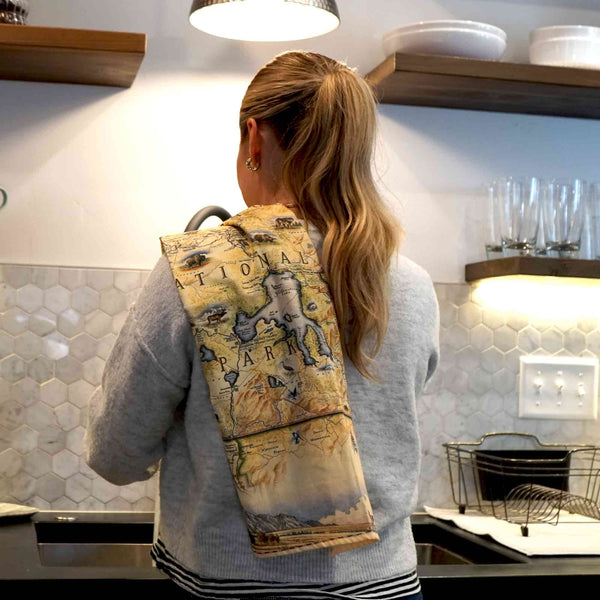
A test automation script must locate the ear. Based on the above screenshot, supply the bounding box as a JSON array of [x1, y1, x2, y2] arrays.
[[247, 118, 262, 164]]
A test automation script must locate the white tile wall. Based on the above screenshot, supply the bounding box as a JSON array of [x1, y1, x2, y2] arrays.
[[0, 263, 154, 510], [1, 264, 600, 511], [420, 282, 600, 508]]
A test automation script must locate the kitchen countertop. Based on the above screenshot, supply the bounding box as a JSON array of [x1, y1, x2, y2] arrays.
[[1, 511, 599, 595]]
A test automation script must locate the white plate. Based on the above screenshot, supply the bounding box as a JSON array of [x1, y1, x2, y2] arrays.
[[383, 26, 507, 60], [385, 20, 506, 38]]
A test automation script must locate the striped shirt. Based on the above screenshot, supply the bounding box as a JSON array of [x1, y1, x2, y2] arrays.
[[151, 538, 422, 600]]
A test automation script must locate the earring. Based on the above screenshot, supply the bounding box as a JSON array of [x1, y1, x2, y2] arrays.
[[246, 157, 260, 172]]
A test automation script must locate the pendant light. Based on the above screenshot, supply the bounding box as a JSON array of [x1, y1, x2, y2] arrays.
[[189, 0, 341, 42]]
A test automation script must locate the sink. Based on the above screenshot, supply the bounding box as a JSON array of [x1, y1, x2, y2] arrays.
[[38, 541, 471, 568], [33, 516, 527, 568], [38, 543, 154, 568], [411, 520, 527, 565], [415, 543, 471, 565], [37, 544, 475, 569], [35, 521, 155, 568]]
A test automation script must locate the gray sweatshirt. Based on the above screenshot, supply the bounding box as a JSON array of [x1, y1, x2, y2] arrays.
[[84, 221, 440, 583]]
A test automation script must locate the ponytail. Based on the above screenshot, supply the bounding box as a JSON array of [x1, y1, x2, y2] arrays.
[[240, 51, 402, 382]]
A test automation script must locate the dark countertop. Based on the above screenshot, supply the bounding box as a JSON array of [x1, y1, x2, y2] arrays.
[[1, 510, 600, 595]]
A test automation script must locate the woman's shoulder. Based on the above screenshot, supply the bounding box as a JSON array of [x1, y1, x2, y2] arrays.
[[389, 253, 439, 317], [392, 252, 435, 288]]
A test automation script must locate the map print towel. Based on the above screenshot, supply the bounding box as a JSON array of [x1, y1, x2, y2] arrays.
[[159, 203, 379, 557]]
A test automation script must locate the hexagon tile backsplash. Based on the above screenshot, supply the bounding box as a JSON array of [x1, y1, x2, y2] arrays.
[[0, 264, 155, 511], [1, 265, 600, 512]]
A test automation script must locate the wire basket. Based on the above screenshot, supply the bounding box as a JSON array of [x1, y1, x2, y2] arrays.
[[444, 432, 600, 536]]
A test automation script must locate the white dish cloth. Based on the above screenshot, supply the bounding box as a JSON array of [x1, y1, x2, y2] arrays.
[[0, 502, 39, 518], [424, 505, 600, 556]]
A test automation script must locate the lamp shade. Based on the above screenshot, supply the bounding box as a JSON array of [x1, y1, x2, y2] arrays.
[[189, 0, 341, 42]]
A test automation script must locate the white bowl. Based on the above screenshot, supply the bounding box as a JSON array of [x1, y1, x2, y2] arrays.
[[529, 37, 600, 69], [530, 25, 600, 44], [383, 22, 507, 60]]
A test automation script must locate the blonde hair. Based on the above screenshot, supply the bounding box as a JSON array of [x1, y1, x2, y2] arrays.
[[240, 51, 402, 382]]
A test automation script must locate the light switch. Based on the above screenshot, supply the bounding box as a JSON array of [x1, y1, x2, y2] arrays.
[[519, 356, 598, 420]]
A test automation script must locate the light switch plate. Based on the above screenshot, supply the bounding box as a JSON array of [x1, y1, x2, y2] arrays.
[[519, 356, 598, 420]]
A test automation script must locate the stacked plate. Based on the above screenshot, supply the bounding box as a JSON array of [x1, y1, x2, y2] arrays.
[[383, 20, 507, 60], [530, 25, 600, 69]]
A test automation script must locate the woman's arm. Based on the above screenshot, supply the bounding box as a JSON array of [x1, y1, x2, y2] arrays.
[[83, 255, 196, 486]]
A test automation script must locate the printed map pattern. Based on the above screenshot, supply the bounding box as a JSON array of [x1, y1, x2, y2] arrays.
[[160, 203, 378, 557]]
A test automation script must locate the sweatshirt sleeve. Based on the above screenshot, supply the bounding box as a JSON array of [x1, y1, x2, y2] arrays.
[[424, 281, 440, 386], [425, 295, 440, 383], [396, 256, 440, 396], [83, 254, 196, 486]]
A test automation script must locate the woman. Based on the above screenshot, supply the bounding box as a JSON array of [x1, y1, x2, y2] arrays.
[[84, 51, 439, 599]]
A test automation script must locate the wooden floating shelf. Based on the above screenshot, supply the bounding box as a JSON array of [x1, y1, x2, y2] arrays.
[[365, 52, 600, 120], [465, 257, 600, 282], [0, 24, 146, 88]]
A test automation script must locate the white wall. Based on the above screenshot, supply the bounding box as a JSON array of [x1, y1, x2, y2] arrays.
[[1, 0, 600, 281]]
